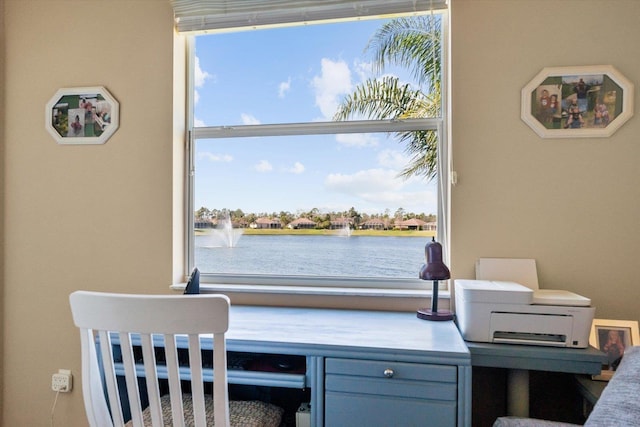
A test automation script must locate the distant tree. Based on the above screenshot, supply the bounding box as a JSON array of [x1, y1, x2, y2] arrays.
[[279, 211, 294, 227], [195, 207, 211, 220], [231, 208, 245, 220], [348, 207, 362, 229]]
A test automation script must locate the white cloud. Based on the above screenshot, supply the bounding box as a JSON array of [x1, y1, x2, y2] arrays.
[[288, 162, 305, 174], [353, 59, 373, 83], [335, 133, 379, 148], [325, 169, 401, 193], [324, 168, 435, 210], [241, 113, 261, 125], [255, 160, 273, 172], [193, 56, 213, 106], [311, 58, 352, 119], [198, 152, 233, 162], [194, 56, 212, 88], [377, 149, 409, 170], [278, 78, 291, 98]]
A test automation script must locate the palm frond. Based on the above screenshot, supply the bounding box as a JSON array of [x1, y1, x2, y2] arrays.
[[334, 15, 443, 180], [366, 15, 441, 91], [333, 76, 428, 121]]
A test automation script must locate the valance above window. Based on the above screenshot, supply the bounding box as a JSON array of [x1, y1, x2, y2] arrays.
[[171, 0, 448, 33]]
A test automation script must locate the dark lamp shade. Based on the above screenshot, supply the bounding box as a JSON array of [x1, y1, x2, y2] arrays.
[[419, 238, 450, 281]]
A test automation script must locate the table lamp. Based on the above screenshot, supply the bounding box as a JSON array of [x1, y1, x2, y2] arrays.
[[417, 237, 454, 321]]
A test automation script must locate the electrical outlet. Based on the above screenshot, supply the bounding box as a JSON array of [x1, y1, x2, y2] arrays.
[[51, 369, 73, 392]]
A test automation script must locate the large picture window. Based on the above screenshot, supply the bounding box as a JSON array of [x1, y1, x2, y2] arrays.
[[179, 1, 449, 291]]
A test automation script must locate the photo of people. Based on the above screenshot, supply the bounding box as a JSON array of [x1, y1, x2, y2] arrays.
[[50, 92, 113, 139], [530, 73, 623, 130], [67, 108, 85, 137], [597, 327, 630, 371], [533, 84, 561, 126], [590, 319, 639, 381], [46, 87, 119, 145]]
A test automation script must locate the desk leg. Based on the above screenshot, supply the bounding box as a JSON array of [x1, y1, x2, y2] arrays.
[[507, 369, 529, 417]]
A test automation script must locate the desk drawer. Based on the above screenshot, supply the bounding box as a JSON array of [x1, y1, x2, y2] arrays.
[[325, 358, 458, 426], [326, 358, 456, 385]]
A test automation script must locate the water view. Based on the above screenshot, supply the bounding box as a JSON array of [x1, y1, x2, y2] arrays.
[[195, 233, 429, 278]]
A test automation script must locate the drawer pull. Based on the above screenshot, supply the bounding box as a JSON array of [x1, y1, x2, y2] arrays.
[[383, 368, 394, 378]]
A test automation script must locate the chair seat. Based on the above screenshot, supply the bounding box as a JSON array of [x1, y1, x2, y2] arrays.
[[124, 393, 283, 427]]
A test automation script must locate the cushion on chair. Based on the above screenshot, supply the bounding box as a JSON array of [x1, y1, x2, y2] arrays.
[[493, 417, 580, 427], [124, 393, 283, 427], [584, 346, 640, 427]]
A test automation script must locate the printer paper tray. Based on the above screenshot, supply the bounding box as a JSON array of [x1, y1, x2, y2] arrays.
[[493, 331, 566, 347], [490, 312, 573, 347]]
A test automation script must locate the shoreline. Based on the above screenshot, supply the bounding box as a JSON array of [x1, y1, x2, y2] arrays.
[[196, 228, 435, 238]]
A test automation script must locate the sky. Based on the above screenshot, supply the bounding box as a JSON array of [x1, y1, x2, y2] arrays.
[[193, 18, 438, 217]]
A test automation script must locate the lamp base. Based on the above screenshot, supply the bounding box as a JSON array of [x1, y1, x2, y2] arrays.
[[416, 308, 454, 321]]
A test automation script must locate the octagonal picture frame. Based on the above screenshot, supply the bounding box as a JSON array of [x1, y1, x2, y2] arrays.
[[46, 86, 119, 145], [521, 65, 633, 138]]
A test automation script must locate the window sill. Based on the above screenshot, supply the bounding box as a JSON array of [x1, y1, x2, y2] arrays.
[[171, 283, 448, 299]]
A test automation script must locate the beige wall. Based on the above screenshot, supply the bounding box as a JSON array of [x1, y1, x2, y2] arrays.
[[3, 0, 176, 425], [1, 0, 5, 423], [2, 0, 640, 425], [450, 0, 640, 322]]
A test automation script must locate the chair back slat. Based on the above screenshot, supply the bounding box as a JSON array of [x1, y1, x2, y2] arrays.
[[214, 331, 230, 426], [140, 334, 163, 426], [164, 334, 186, 427], [97, 330, 124, 426], [69, 291, 231, 427], [119, 332, 144, 427], [188, 333, 207, 427], [81, 328, 115, 427]]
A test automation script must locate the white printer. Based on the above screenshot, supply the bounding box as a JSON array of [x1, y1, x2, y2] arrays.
[[454, 258, 595, 348]]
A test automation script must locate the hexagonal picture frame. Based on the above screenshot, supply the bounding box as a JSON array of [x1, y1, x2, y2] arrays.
[[46, 86, 119, 145], [521, 65, 633, 138]]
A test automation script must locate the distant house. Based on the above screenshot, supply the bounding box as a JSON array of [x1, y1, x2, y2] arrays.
[[424, 221, 437, 231], [394, 218, 429, 230], [254, 217, 282, 229], [288, 218, 317, 229], [329, 217, 351, 230], [194, 218, 214, 229], [361, 218, 387, 230], [212, 218, 245, 229]]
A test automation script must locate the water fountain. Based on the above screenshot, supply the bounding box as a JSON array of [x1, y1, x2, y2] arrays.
[[202, 216, 244, 248], [336, 223, 352, 238]]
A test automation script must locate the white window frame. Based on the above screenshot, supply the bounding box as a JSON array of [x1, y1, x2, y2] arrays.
[[179, 4, 450, 295]]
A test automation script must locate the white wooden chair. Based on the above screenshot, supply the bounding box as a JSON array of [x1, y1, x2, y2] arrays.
[[69, 291, 283, 427]]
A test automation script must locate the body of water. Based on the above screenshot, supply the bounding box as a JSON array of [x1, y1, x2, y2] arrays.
[[195, 234, 429, 278]]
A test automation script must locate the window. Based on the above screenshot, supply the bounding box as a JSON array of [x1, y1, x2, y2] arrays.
[[176, 0, 450, 292]]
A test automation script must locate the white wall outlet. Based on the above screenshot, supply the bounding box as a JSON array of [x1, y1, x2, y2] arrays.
[[51, 369, 73, 392]]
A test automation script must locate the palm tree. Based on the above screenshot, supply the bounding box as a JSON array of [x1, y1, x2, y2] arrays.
[[333, 15, 442, 181]]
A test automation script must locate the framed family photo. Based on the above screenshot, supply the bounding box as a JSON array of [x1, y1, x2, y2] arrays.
[[589, 318, 640, 381], [45, 86, 119, 145], [521, 65, 634, 138]]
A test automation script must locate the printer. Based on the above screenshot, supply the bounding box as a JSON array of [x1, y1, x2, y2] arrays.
[[454, 258, 595, 348]]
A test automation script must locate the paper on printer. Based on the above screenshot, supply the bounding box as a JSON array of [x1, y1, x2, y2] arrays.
[[454, 258, 595, 348]]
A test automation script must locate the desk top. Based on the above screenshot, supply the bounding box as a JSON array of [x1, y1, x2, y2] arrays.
[[225, 306, 470, 365], [466, 341, 605, 374]]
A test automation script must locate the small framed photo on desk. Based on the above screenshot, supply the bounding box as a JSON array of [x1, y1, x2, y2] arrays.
[[589, 318, 640, 381]]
